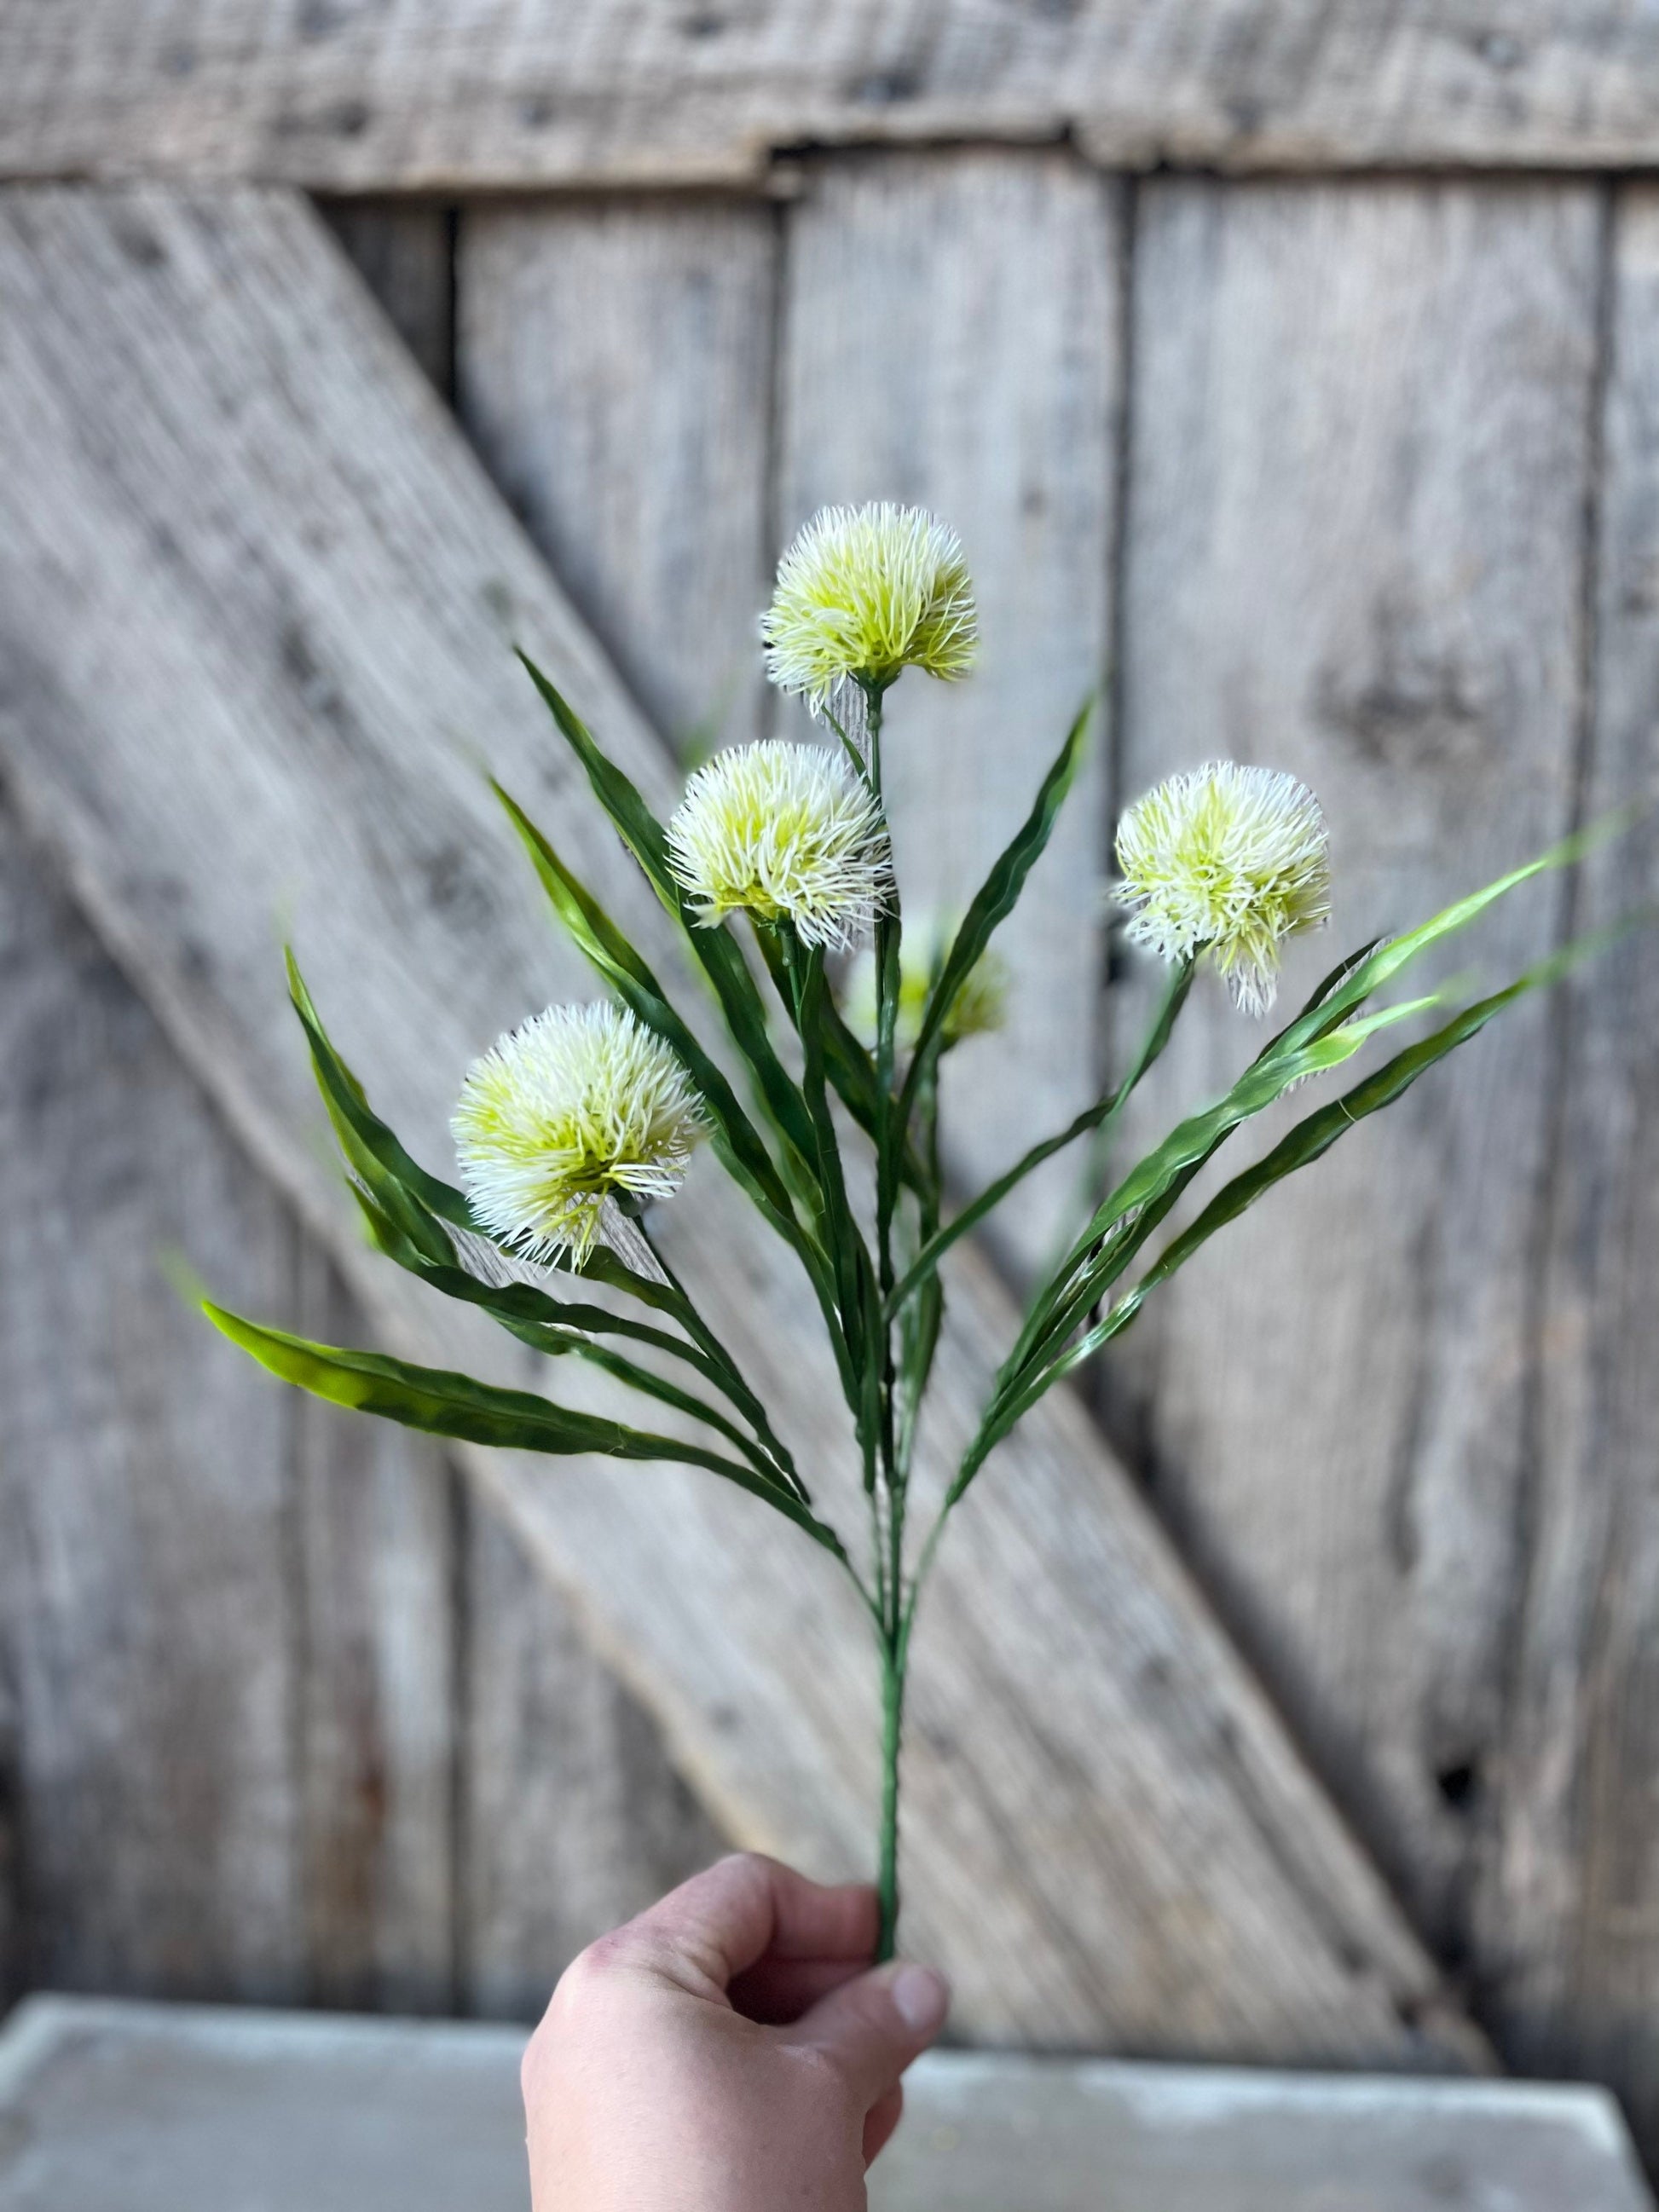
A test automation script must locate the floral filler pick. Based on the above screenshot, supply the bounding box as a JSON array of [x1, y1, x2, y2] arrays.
[[206, 500, 1627, 1964]]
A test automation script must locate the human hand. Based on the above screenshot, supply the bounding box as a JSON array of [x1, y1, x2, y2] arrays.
[[521, 1852, 951, 2210]]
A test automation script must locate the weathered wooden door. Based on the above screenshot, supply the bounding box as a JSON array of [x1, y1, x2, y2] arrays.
[[3, 0, 1658, 2170]]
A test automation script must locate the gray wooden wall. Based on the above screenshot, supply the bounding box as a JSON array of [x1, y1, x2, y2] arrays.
[[3, 115, 1659, 2170]]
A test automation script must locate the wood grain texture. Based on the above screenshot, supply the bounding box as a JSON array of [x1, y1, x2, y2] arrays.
[[319, 199, 454, 398], [5, 4, 1659, 188], [459, 199, 777, 757], [460, 1503, 723, 2021], [1483, 181, 1659, 2163], [0, 792, 306, 2001], [290, 1245, 460, 2013], [0, 182, 1480, 2063], [775, 150, 1117, 1276], [1110, 178, 1600, 1964], [329, 193, 731, 2024]]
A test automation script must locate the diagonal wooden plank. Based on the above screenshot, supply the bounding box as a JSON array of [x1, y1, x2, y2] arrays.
[[457, 197, 777, 762], [0, 181, 1483, 2061], [4, 4, 1659, 187]]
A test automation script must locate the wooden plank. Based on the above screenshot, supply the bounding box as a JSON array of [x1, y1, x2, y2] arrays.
[[458, 199, 777, 757], [0, 181, 1483, 2063], [775, 149, 1117, 1275], [1485, 179, 1659, 2169], [290, 1245, 460, 2013], [1112, 178, 1600, 1964], [0, 793, 305, 2001], [6, 5, 1659, 188], [454, 162, 1113, 1273], [319, 199, 454, 398], [460, 1505, 724, 2021], [0, 1626, 20, 2011], [3, 1997, 1653, 2212], [327, 193, 727, 2024]]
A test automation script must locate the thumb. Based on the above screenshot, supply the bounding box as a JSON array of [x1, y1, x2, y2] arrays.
[[785, 1959, 950, 2109]]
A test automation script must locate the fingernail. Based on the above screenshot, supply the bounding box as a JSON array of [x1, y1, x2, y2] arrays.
[[889, 1961, 949, 2035]]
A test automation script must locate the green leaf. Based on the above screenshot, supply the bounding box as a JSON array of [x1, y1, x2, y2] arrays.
[[349, 1181, 804, 1496], [494, 788, 806, 1235], [1008, 815, 1623, 1383], [969, 915, 1645, 1507], [1009, 989, 1445, 1387], [516, 651, 680, 910], [1018, 921, 1633, 1417], [1014, 811, 1634, 1366], [791, 938, 880, 1407], [205, 1301, 849, 1563], [351, 1184, 707, 1372], [287, 954, 471, 1242], [899, 696, 1093, 1122], [754, 924, 932, 1201], [1255, 811, 1630, 1074], [514, 656, 825, 1191], [885, 956, 1194, 1319]]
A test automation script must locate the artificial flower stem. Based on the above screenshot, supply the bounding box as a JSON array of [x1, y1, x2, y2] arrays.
[[875, 1624, 908, 1963]]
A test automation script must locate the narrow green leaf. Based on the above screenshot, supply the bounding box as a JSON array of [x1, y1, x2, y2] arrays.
[[350, 1183, 710, 1373], [287, 953, 472, 1239], [205, 1301, 849, 1563], [793, 938, 879, 1395], [349, 1181, 803, 1496], [1020, 926, 1631, 1415], [494, 788, 806, 1234], [516, 651, 680, 910], [885, 956, 1194, 1319], [1009, 989, 1446, 1386], [980, 915, 1645, 1492], [514, 656, 827, 1187], [899, 696, 1093, 1121]]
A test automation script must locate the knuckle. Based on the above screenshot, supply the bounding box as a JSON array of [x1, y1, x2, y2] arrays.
[[789, 2039, 853, 2099], [549, 1935, 620, 2016]]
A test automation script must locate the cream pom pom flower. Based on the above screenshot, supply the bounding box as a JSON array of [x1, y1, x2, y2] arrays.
[[1113, 761, 1332, 1014], [667, 740, 893, 951], [762, 503, 978, 710], [452, 1002, 702, 1265], [841, 915, 1009, 1054]]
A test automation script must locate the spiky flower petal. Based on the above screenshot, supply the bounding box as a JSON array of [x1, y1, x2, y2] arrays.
[[1113, 761, 1332, 1014], [667, 740, 893, 951], [452, 1003, 702, 1265], [841, 915, 1008, 1054], [762, 503, 978, 708]]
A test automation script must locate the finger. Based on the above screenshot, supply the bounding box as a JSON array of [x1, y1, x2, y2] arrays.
[[785, 1960, 950, 2109], [727, 1955, 867, 2024], [863, 2084, 905, 2168], [619, 1855, 878, 1995]]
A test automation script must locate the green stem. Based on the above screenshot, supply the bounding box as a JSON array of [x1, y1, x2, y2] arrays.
[[876, 1625, 906, 1962]]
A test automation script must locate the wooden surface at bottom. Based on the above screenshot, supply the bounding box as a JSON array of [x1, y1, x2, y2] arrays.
[[0, 1996, 1648, 2212]]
